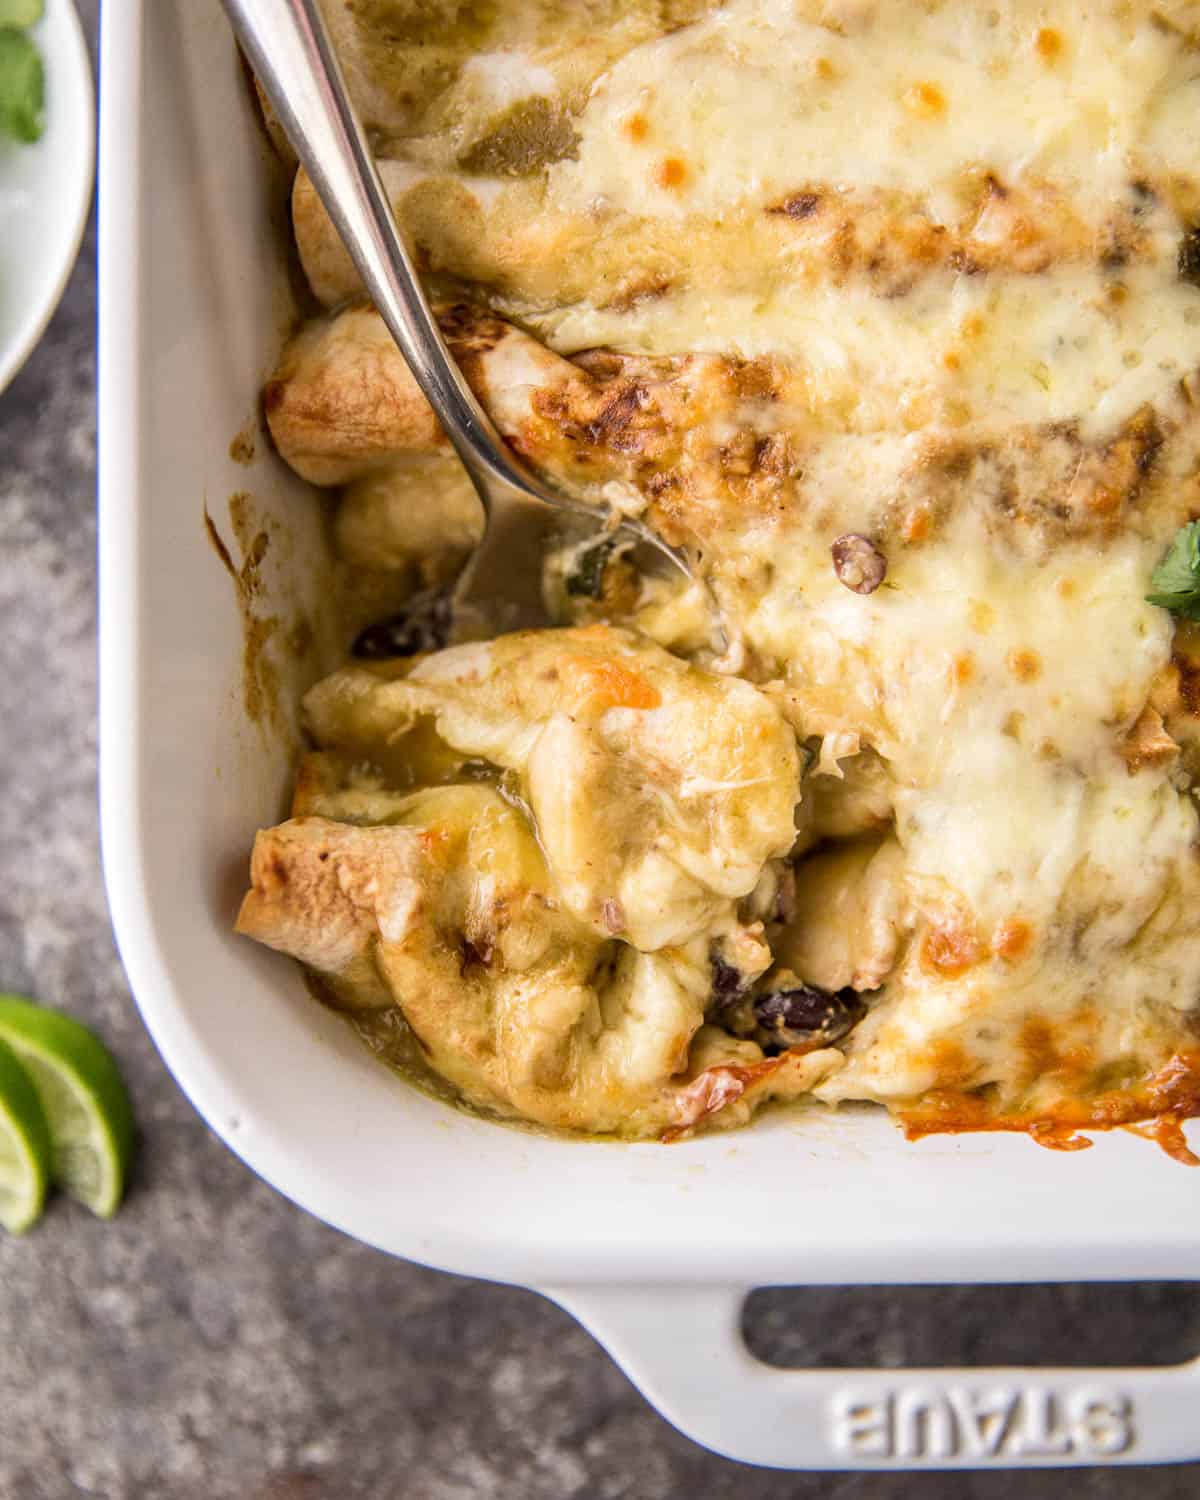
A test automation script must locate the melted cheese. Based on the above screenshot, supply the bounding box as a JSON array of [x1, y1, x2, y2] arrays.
[[456, 50, 560, 112], [751, 518, 1173, 769], [244, 0, 1200, 1146], [539, 265, 1200, 435], [553, 0, 1200, 220], [548, 0, 1200, 435], [742, 511, 1200, 1107], [303, 629, 801, 950]]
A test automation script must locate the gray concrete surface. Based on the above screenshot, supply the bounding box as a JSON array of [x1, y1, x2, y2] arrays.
[[0, 5, 1197, 1496]]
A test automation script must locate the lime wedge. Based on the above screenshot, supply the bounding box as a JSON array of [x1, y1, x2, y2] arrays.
[[0, 1035, 51, 1233], [0, 997, 134, 1219]]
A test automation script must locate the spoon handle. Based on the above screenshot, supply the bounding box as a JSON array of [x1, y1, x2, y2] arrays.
[[221, 0, 551, 506]]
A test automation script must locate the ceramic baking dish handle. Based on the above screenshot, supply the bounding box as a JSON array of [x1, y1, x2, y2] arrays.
[[548, 1284, 1200, 1470]]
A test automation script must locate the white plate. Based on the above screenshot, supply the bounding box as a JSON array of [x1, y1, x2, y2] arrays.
[[0, 0, 93, 395]]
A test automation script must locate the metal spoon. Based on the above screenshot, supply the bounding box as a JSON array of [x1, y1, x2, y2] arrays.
[[221, 0, 691, 643]]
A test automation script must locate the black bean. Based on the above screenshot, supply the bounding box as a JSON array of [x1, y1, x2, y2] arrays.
[[457, 934, 494, 974], [1180, 225, 1200, 290], [352, 593, 452, 659], [831, 534, 887, 595], [710, 953, 748, 1007], [753, 984, 865, 1049]]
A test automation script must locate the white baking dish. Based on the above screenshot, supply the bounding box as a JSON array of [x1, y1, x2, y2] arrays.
[[98, 0, 1200, 1471]]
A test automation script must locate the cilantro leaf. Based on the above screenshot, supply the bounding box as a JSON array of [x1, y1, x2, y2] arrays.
[[0, 28, 44, 145], [1147, 521, 1200, 620], [565, 538, 615, 598], [0, 1, 43, 28]]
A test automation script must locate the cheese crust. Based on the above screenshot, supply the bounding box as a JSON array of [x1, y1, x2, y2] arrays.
[[239, 0, 1200, 1152]]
